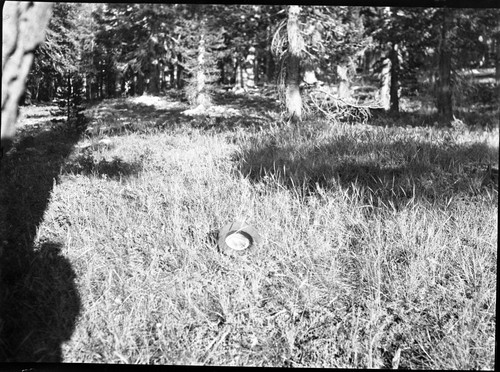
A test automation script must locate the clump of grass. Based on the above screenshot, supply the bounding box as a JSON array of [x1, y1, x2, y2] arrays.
[[2, 98, 496, 368]]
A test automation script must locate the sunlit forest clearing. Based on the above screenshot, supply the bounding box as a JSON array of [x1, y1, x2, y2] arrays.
[[0, 3, 498, 368]]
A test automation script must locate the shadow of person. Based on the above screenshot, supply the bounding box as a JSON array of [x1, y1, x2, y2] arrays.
[[0, 242, 80, 362], [0, 115, 84, 362]]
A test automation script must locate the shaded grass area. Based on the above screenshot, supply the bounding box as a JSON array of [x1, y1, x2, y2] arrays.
[[1, 93, 497, 368], [83, 92, 278, 138], [235, 122, 498, 208], [369, 106, 499, 130]]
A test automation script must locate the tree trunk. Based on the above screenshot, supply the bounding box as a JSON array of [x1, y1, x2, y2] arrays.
[[106, 66, 116, 98], [148, 62, 160, 95], [337, 65, 350, 100], [120, 76, 126, 97], [380, 57, 391, 110], [265, 25, 275, 84], [169, 62, 175, 89], [437, 8, 453, 125], [136, 72, 145, 95], [67, 73, 71, 121], [130, 75, 136, 96], [98, 62, 103, 99], [234, 56, 243, 89], [219, 60, 225, 85], [190, 16, 212, 108], [35, 78, 41, 101], [159, 61, 165, 92], [254, 48, 260, 85], [496, 30, 500, 102], [303, 61, 318, 85], [265, 50, 275, 84], [89, 79, 95, 101], [285, 5, 303, 122], [389, 43, 400, 113], [243, 47, 256, 88], [47, 80, 54, 102], [176, 54, 183, 90], [1, 2, 52, 156]]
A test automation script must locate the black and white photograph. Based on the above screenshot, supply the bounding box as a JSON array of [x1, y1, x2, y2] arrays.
[[0, 1, 498, 368]]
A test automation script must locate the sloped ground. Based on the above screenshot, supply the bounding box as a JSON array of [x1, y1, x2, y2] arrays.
[[0, 91, 497, 368]]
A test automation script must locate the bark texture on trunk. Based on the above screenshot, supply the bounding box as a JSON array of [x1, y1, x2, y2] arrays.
[[1, 2, 53, 156], [285, 5, 303, 122]]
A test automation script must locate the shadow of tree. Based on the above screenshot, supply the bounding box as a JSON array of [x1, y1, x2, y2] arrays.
[[84, 93, 280, 137], [235, 130, 498, 208], [0, 118, 86, 361], [86, 100, 189, 136], [212, 90, 280, 113], [368, 107, 499, 129], [63, 153, 143, 180]]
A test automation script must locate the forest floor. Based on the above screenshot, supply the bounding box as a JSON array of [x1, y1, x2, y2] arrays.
[[0, 89, 498, 368]]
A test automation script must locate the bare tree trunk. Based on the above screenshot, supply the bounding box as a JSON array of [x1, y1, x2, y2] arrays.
[[380, 57, 391, 110], [286, 5, 303, 122], [1, 2, 52, 156], [98, 62, 103, 99], [169, 62, 175, 89], [136, 72, 145, 95], [218, 60, 225, 85], [496, 30, 500, 103], [234, 56, 244, 90], [159, 61, 165, 92], [106, 65, 116, 98], [130, 75, 136, 96], [66, 73, 71, 121], [239, 58, 244, 88], [337, 65, 351, 100], [303, 61, 318, 85], [176, 54, 184, 90], [243, 47, 256, 88], [265, 25, 275, 85], [194, 18, 211, 107], [437, 8, 453, 125], [254, 48, 259, 85], [265, 50, 275, 85], [148, 62, 160, 95], [389, 43, 400, 113], [35, 78, 41, 101]]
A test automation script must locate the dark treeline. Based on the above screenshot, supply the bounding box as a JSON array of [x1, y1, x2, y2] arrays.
[[23, 4, 499, 124]]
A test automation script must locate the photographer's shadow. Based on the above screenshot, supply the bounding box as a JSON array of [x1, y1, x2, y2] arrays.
[[1, 242, 80, 362], [0, 119, 83, 362]]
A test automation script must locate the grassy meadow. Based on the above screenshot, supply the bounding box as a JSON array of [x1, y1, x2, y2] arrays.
[[0, 91, 497, 368]]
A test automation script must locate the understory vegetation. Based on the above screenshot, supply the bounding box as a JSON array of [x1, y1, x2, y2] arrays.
[[0, 91, 497, 368]]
